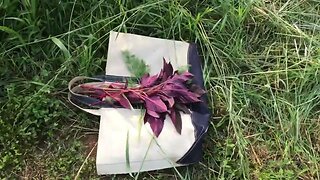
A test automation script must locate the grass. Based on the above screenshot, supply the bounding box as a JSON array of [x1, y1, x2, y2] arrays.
[[1, 0, 320, 179]]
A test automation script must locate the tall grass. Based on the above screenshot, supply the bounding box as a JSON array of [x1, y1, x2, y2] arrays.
[[0, 0, 319, 179]]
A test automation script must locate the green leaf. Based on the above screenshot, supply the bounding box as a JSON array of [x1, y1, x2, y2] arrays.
[[122, 50, 150, 78], [51, 37, 71, 59], [177, 64, 191, 74], [0, 26, 25, 44]]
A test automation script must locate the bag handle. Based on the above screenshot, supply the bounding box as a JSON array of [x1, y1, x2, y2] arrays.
[[68, 93, 101, 116], [68, 75, 133, 116], [68, 76, 103, 116]]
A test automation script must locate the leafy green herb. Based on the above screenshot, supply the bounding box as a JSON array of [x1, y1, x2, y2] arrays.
[[177, 64, 191, 74], [122, 50, 150, 78]]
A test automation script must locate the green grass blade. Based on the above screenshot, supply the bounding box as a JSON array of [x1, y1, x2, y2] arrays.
[[51, 37, 71, 59], [0, 26, 25, 44], [125, 130, 131, 172]]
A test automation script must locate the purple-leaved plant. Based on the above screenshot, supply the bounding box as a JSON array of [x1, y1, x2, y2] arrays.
[[79, 59, 205, 137]]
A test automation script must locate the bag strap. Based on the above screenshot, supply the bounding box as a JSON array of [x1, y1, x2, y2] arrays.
[[68, 76, 103, 116], [68, 75, 135, 116], [68, 93, 101, 116]]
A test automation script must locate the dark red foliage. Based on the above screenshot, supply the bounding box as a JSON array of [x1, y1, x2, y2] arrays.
[[79, 60, 205, 137]]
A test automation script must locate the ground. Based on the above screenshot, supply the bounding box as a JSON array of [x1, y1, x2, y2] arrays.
[[0, 0, 320, 179]]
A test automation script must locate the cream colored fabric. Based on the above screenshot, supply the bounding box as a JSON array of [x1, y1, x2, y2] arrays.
[[96, 31, 195, 174], [106, 31, 190, 76]]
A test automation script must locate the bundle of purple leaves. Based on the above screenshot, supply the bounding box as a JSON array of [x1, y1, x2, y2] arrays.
[[79, 59, 205, 137]]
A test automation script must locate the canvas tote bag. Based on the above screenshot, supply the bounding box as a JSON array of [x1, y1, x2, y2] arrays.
[[69, 31, 210, 175]]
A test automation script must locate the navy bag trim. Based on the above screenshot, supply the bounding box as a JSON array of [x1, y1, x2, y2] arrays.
[[68, 43, 210, 165], [176, 43, 210, 164]]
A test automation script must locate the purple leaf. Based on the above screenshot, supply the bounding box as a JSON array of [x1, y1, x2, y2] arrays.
[[157, 69, 164, 82], [145, 96, 167, 112], [162, 83, 185, 96], [126, 90, 144, 102], [82, 89, 107, 100], [140, 74, 159, 87], [161, 58, 173, 80], [96, 90, 108, 100], [190, 84, 206, 95], [169, 72, 193, 83], [124, 79, 128, 89], [174, 103, 191, 114], [163, 85, 201, 103], [118, 94, 133, 109], [159, 94, 175, 108], [109, 92, 132, 109], [169, 82, 187, 91], [147, 109, 160, 118], [169, 109, 182, 134], [180, 71, 194, 78], [166, 97, 175, 107], [177, 91, 201, 103], [144, 114, 165, 137]]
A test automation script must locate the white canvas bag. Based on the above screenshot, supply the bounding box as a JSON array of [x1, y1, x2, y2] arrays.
[[69, 31, 209, 175]]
